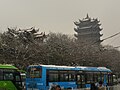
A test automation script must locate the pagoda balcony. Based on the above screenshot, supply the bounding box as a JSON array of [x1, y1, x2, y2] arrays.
[[75, 23, 101, 29], [77, 33, 103, 37], [74, 34, 78, 37], [74, 22, 80, 26], [74, 28, 78, 32], [78, 26, 92, 30], [74, 28, 101, 33], [100, 34, 103, 36]]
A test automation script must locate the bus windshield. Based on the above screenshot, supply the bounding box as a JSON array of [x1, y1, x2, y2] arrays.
[[0, 65, 24, 90], [27, 67, 42, 78], [0, 69, 16, 80], [4, 72, 14, 80]]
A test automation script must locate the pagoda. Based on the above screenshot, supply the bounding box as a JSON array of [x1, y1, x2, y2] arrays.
[[74, 14, 103, 45]]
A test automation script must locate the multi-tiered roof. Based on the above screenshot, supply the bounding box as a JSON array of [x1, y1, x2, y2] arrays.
[[74, 14, 103, 45]]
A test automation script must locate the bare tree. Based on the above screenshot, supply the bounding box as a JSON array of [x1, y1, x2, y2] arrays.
[[0, 27, 46, 69], [0, 29, 120, 75]]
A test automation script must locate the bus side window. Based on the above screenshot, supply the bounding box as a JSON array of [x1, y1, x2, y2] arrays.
[[4, 73, 14, 80], [81, 75, 85, 84], [16, 75, 21, 81], [68, 71, 75, 81], [29, 67, 42, 78], [86, 73, 93, 83], [59, 71, 68, 81], [69, 74, 75, 81], [26, 68, 30, 78], [93, 73, 99, 82], [48, 71, 59, 82], [0, 70, 3, 80]]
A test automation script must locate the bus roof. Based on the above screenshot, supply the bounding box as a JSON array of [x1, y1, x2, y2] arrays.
[[28, 65, 76, 70], [28, 64, 112, 72], [97, 67, 112, 72], [0, 64, 18, 69], [76, 66, 111, 72]]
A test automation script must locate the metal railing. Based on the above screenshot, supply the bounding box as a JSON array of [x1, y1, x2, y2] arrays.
[[68, 84, 120, 90], [0, 87, 17, 90], [106, 84, 120, 90], [2, 85, 120, 90]]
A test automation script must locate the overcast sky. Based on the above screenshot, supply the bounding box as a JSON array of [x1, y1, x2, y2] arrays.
[[0, 0, 120, 47]]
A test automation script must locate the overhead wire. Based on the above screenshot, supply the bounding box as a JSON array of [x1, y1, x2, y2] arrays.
[[91, 31, 120, 46], [102, 31, 120, 41], [114, 46, 120, 48], [106, 35, 120, 45]]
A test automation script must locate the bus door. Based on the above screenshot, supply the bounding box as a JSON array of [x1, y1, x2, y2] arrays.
[[76, 74, 81, 88], [46, 70, 59, 86], [76, 71, 85, 88], [14, 72, 22, 89], [26, 67, 42, 90], [107, 73, 113, 86]]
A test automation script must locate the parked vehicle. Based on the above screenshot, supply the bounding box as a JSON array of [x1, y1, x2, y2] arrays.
[[0, 64, 23, 90], [26, 64, 114, 90]]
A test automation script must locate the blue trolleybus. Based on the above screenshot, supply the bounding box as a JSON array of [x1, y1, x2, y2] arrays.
[[26, 65, 113, 90]]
